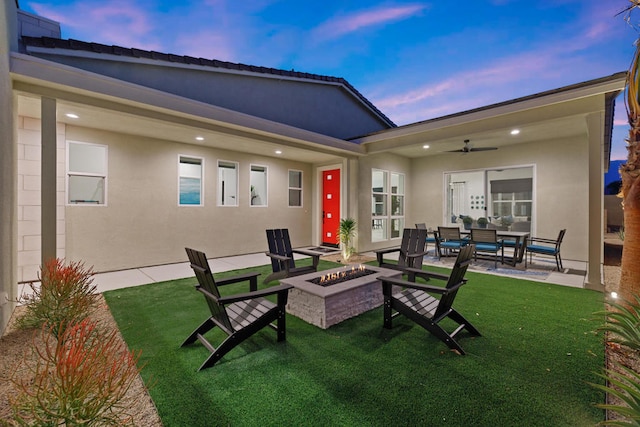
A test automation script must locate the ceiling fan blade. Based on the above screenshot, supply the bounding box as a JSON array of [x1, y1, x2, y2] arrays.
[[470, 147, 498, 152]]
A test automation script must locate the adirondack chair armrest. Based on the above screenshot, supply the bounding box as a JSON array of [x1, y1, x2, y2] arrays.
[[375, 246, 400, 265], [403, 267, 449, 281], [375, 246, 400, 256], [406, 250, 428, 259], [291, 249, 321, 268], [217, 284, 293, 305], [379, 275, 464, 295], [216, 272, 261, 287], [265, 252, 293, 263], [292, 248, 321, 258]]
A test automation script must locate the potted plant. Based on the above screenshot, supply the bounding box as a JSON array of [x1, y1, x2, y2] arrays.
[[477, 217, 488, 228], [462, 215, 473, 230], [337, 218, 357, 262]]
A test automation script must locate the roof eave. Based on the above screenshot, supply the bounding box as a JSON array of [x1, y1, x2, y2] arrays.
[[10, 52, 366, 157]]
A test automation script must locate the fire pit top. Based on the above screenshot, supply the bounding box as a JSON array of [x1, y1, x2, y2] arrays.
[[307, 265, 375, 287], [280, 265, 402, 299]]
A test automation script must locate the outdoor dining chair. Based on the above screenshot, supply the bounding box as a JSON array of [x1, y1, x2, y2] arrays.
[[525, 229, 566, 271], [436, 226, 469, 258], [470, 228, 504, 268], [415, 223, 437, 255]]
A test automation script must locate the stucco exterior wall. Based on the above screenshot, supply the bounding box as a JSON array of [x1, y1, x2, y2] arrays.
[[62, 126, 313, 272], [408, 135, 589, 262]]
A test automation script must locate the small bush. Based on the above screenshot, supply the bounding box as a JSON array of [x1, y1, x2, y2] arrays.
[[9, 319, 143, 426], [593, 295, 640, 424], [598, 295, 640, 352], [17, 258, 97, 338]]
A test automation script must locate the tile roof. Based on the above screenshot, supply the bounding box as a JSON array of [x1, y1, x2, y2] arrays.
[[21, 35, 396, 128]]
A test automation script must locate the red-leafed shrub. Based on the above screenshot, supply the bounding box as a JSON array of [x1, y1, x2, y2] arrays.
[[17, 258, 97, 338], [9, 319, 143, 426]]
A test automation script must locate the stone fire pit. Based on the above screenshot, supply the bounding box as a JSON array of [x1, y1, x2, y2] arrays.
[[280, 265, 401, 329]]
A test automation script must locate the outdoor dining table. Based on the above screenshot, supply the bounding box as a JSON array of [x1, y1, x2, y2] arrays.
[[454, 229, 529, 267]]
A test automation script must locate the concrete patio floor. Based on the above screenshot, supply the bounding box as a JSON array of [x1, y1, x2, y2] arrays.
[[90, 248, 589, 294]]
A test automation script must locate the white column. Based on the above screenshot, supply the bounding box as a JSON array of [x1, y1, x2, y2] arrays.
[[585, 111, 605, 292], [41, 97, 57, 265]]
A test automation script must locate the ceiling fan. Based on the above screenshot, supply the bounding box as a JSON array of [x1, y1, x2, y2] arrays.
[[448, 139, 498, 153]]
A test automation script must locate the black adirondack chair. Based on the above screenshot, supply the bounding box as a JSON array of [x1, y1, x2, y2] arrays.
[[264, 229, 320, 284], [375, 228, 428, 271], [182, 248, 293, 370], [377, 244, 481, 355]]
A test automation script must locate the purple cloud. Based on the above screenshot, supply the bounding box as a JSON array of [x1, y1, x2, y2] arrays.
[[311, 4, 429, 42], [28, 1, 161, 51]]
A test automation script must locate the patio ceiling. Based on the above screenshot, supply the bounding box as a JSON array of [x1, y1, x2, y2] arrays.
[[355, 72, 626, 159]]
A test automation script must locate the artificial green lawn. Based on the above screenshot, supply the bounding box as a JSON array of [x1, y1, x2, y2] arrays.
[[104, 260, 606, 426]]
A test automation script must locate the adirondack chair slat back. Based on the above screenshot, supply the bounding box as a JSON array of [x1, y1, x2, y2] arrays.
[[435, 244, 474, 319], [266, 229, 296, 273], [185, 247, 234, 332], [398, 228, 427, 269]]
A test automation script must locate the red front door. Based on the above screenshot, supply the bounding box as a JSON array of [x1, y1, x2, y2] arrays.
[[322, 169, 340, 247]]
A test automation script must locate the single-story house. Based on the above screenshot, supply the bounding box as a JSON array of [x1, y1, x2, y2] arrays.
[[0, 2, 626, 334]]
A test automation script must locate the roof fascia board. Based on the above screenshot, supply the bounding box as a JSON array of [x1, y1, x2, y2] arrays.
[[26, 45, 342, 85], [355, 73, 626, 145], [10, 52, 365, 156]]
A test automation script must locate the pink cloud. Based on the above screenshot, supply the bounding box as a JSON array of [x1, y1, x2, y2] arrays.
[[312, 4, 428, 41], [28, 1, 160, 50], [373, 10, 623, 125], [175, 30, 238, 62]]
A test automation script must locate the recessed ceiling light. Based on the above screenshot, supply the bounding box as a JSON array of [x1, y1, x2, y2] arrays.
[[65, 113, 79, 119], [510, 129, 520, 135], [195, 136, 204, 141], [275, 150, 282, 155], [422, 144, 430, 149]]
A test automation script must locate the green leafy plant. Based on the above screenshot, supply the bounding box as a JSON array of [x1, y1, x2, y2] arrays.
[[477, 217, 488, 227], [593, 295, 640, 423], [618, 226, 626, 242], [337, 218, 357, 262], [462, 215, 473, 230], [591, 366, 640, 426], [9, 319, 144, 426], [17, 258, 97, 338], [598, 295, 640, 351]]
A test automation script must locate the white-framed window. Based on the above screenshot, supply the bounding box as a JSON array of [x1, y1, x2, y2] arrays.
[[217, 160, 238, 206], [371, 169, 405, 242], [67, 141, 107, 205], [179, 155, 203, 206], [288, 170, 303, 207], [250, 164, 268, 206], [390, 172, 405, 239]]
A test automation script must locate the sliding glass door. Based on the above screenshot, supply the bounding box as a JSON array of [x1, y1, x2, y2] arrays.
[[445, 166, 533, 230]]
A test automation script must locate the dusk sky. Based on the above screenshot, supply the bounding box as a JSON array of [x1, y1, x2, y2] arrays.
[[19, 0, 640, 160]]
